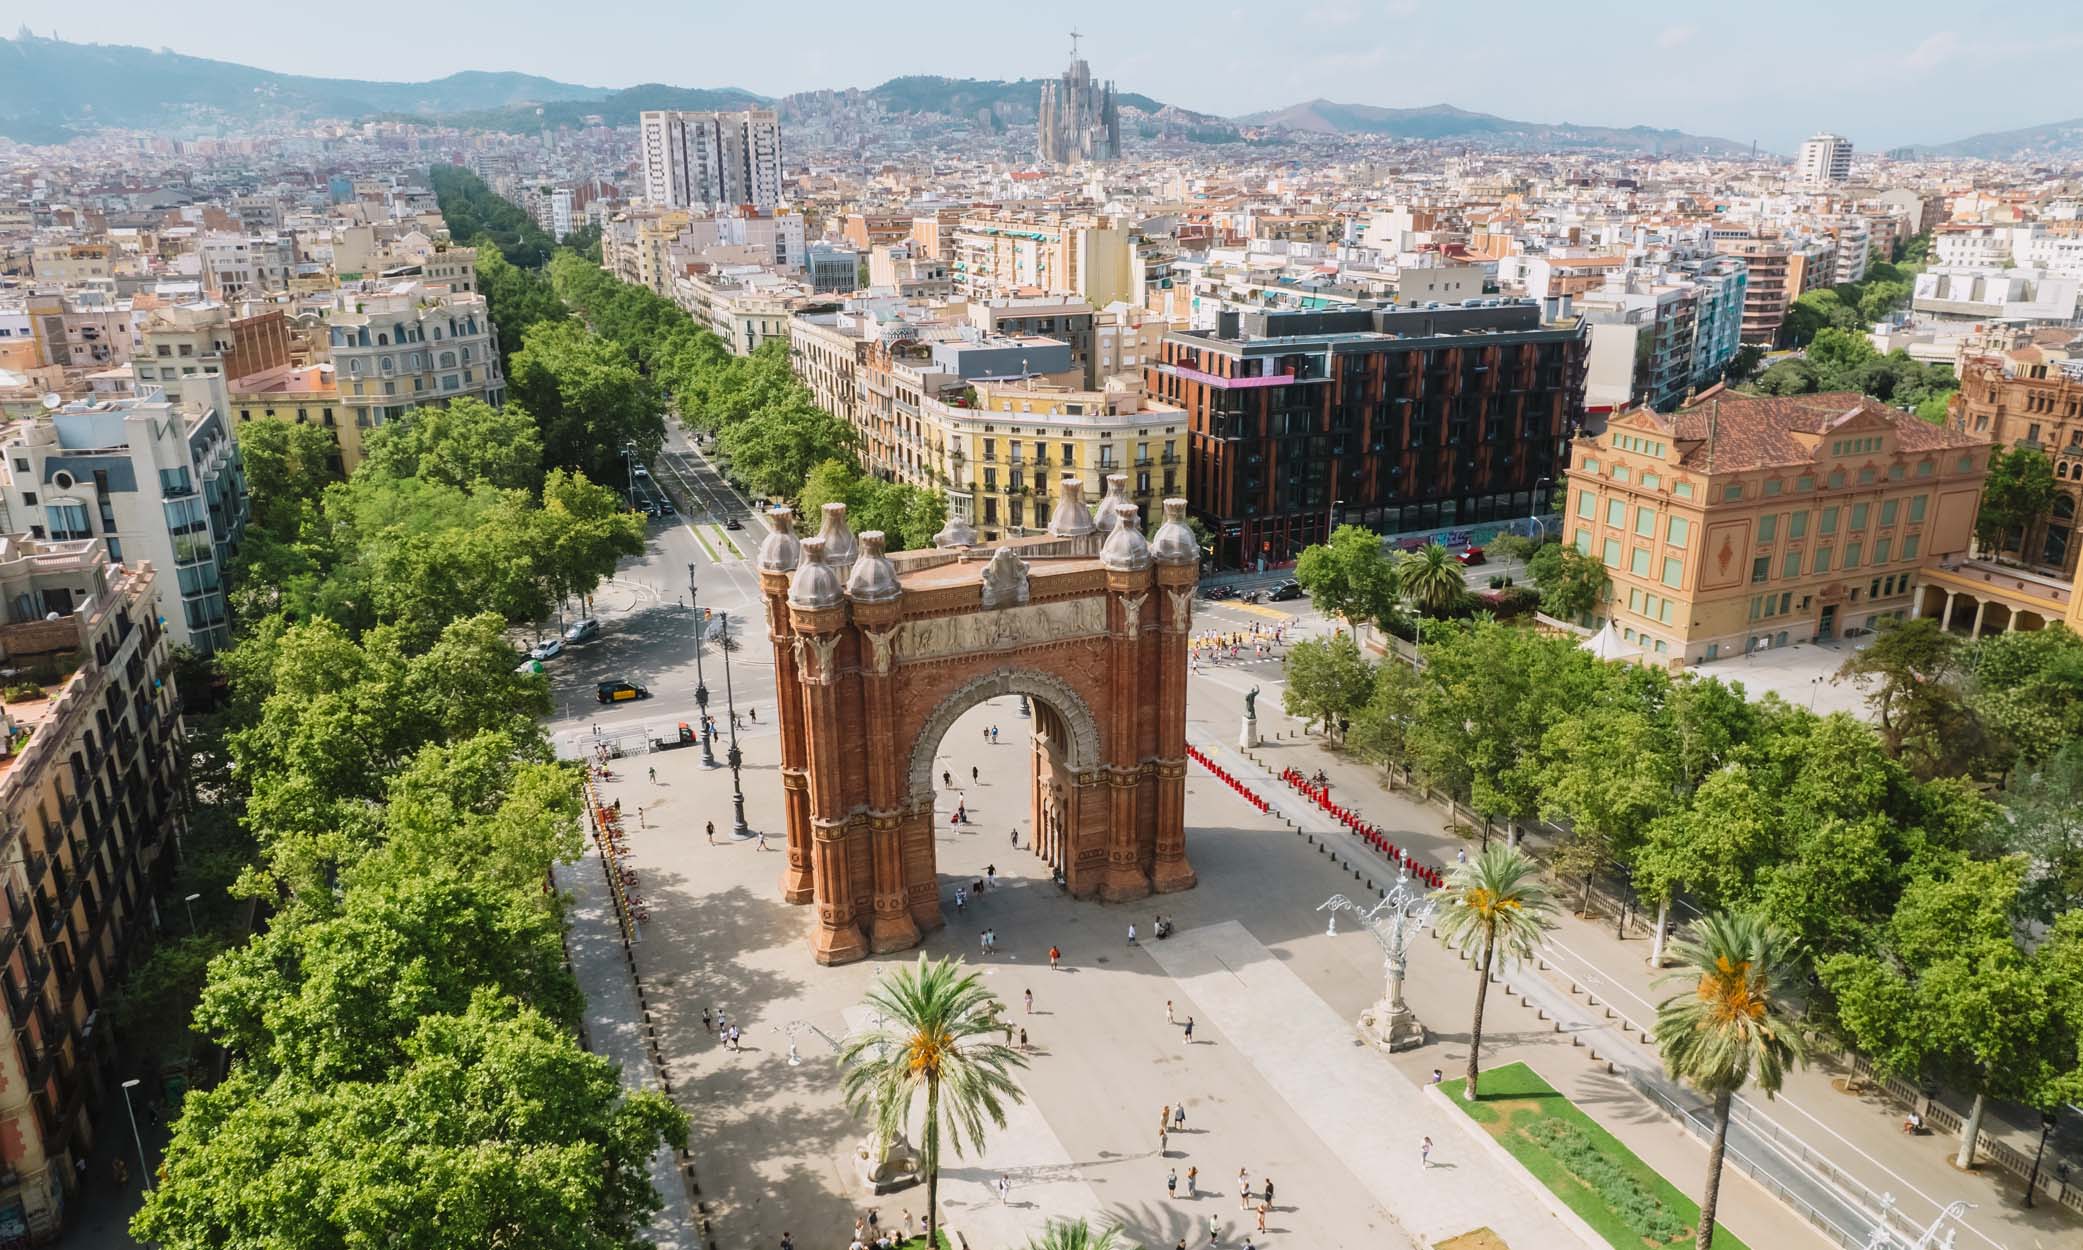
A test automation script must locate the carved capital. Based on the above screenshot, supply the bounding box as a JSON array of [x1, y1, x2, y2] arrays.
[[796, 633, 843, 685], [1164, 587, 1194, 632]]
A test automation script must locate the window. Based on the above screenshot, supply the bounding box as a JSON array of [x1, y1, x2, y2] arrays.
[[1850, 503, 1869, 530], [1843, 542, 1862, 570], [1782, 551, 1801, 579], [1828, 469, 1846, 489], [1631, 548, 1651, 576], [1724, 483, 1744, 501], [1909, 494, 1928, 522], [1576, 491, 1595, 519], [1574, 530, 1592, 555], [1814, 548, 1832, 573], [1751, 556, 1770, 583], [1765, 478, 1784, 496], [1796, 474, 1815, 492], [1582, 457, 1600, 473], [1820, 506, 1840, 536], [1642, 473, 1661, 491], [1613, 466, 1631, 483], [1674, 481, 1695, 499], [1789, 512, 1808, 539], [1662, 556, 1683, 588], [1602, 538, 1621, 567], [1875, 537, 1892, 564], [1634, 507, 1655, 537], [1606, 499, 1624, 527], [1758, 514, 1778, 543], [1667, 516, 1690, 548], [1881, 499, 1900, 527], [1902, 534, 1920, 560]]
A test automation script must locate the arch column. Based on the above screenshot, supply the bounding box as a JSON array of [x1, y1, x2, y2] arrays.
[[853, 595, 919, 954], [1098, 565, 1155, 902], [1151, 561, 1198, 894], [791, 595, 867, 967]]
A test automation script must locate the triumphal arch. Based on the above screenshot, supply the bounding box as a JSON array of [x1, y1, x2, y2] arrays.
[[756, 477, 1200, 964]]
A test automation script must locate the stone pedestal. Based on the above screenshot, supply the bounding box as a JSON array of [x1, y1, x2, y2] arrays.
[[854, 1132, 920, 1194], [1359, 997, 1427, 1052], [1239, 713, 1260, 749]]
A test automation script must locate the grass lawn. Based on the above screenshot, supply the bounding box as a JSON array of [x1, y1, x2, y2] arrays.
[[1442, 1062, 1750, 1250]]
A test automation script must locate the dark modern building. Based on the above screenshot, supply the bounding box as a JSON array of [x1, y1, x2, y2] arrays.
[[1148, 302, 1588, 569]]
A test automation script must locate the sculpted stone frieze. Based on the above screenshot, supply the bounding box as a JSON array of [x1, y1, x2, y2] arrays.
[[893, 598, 1107, 664]]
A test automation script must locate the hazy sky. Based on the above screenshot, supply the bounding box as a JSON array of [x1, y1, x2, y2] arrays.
[[13, 0, 2078, 151]]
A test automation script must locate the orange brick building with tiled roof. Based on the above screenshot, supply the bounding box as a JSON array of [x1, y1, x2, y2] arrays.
[[1563, 386, 1991, 666]]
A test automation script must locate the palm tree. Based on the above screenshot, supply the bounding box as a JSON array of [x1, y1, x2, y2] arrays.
[[840, 955, 1028, 1243], [1434, 844, 1556, 1099], [1400, 543, 1466, 616], [1024, 1218, 1129, 1250], [1655, 911, 1808, 1250]]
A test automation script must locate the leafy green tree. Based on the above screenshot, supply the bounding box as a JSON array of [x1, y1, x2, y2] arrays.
[[1721, 343, 1766, 386], [1804, 327, 1878, 378], [840, 956, 1027, 1247], [799, 458, 946, 551], [1294, 525, 1402, 626], [536, 468, 648, 609], [718, 398, 856, 500], [1655, 912, 1809, 1250], [1820, 857, 2066, 1170], [1024, 1219, 1129, 1250], [1782, 289, 1860, 347], [1435, 846, 1556, 1100], [1749, 357, 1821, 395], [1975, 446, 2056, 554], [1540, 704, 1677, 920], [1281, 633, 1375, 737], [1348, 656, 1422, 775], [1399, 543, 1466, 616], [1966, 623, 2083, 763], [135, 995, 686, 1250], [106, 934, 230, 1066], [1858, 280, 1912, 323], [1636, 766, 1779, 962], [1837, 618, 1992, 779], [1996, 743, 2083, 924], [508, 320, 663, 488], [238, 419, 342, 536], [476, 246, 570, 366], [359, 397, 544, 492], [1525, 543, 1610, 622]]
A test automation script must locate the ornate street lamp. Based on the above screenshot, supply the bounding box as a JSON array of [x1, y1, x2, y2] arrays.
[[1320, 871, 1437, 1052], [719, 609, 751, 836], [687, 563, 717, 769]]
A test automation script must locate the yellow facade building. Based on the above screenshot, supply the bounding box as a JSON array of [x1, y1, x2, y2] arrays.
[[1566, 388, 1989, 665]]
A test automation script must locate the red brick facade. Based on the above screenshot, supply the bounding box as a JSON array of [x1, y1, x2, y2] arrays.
[[760, 493, 1199, 965]]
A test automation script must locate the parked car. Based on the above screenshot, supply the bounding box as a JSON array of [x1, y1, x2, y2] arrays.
[[1270, 580, 1306, 602], [529, 638, 565, 661], [596, 680, 651, 704], [1456, 546, 1487, 566], [564, 618, 601, 644]]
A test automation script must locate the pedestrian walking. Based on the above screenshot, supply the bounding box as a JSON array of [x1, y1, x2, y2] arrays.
[[1420, 1136, 1433, 1168], [1183, 1016, 1195, 1043], [780, 1233, 794, 1250], [706, 820, 716, 845], [1168, 1168, 1178, 1199], [701, 1008, 713, 1033], [648, 766, 657, 783], [1431, 1068, 1443, 1085], [1018, 1026, 1027, 1049], [981, 932, 990, 957], [1166, 999, 1176, 1025], [1173, 1103, 1185, 1131], [1262, 1177, 1274, 1206], [1238, 1168, 1250, 1209], [943, 770, 953, 788], [1186, 1165, 1198, 1196], [1049, 945, 1061, 969], [1160, 1126, 1169, 1154], [996, 1174, 1011, 1204], [1161, 1103, 1171, 1129], [1208, 1212, 1221, 1246], [637, 805, 645, 829], [730, 1024, 742, 1051], [1256, 1203, 1268, 1233], [972, 765, 979, 784], [1011, 828, 1020, 848], [955, 887, 967, 914], [1024, 988, 1033, 1013], [758, 830, 769, 851], [1128, 922, 1137, 945]]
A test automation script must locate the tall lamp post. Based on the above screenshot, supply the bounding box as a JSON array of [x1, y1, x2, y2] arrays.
[[1528, 476, 1553, 543], [1319, 872, 1438, 1052], [718, 610, 751, 837], [2026, 1110, 2058, 1207], [686, 564, 717, 768], [120, 1078, 150, 1189]]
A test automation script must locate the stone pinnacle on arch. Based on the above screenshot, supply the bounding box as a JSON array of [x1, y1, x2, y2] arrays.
[[1100, 503, 1151, 571], [788, 536, 845, 610], [1150, 498, 1200, 566], [757, 506, 803, 573], [933, 498, 977, 549], [844, 531, 902, 602], [817, 501, 858, 568], [1093, 473, 1132, 535], [1047, 473, 1096, 538]]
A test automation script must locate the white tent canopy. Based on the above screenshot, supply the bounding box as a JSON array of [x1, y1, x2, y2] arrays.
[[1581, 620, 1645, 661]]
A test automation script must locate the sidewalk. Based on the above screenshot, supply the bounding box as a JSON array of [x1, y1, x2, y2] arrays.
[[1237, 727, 2076, 1250], [555, 841, 697, 1250]]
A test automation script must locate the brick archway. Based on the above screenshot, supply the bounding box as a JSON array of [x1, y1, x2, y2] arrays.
[[756, 484, 1201, 965]]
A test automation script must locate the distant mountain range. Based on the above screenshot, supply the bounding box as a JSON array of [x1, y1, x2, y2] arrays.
[[0, 33, 606, 141], [8, 34, 2083, 162], [1236, 99, 1754, 155], [1902, 118, 2083, 161]]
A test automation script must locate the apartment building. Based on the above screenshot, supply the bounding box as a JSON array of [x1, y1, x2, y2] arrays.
[[967, 296, 1099, 387], [638, 109, 783, 211], [1797, 133, 1853, 185], [1715, 235, 1836, 345], [1566, 388, 1986, 665], [1153, 301, 1588, 569], [135, 304, 234, 417], [0, 539, 182, 1243], [27, 244, 111, 288], [950, 210, 1134, 305], [0, 392, 247, 652], [671, 268, 809, 356], [326, 285, 504, 438], [197, 235, 294, 298]]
